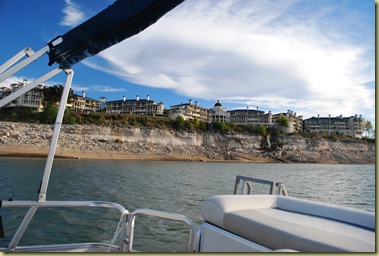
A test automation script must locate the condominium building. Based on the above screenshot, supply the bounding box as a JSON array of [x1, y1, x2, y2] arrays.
[[70, 91, 101, 113], [272, 110, 303, 133], [168, 99, 209, 122], [228, 107, 272, 126], [303, 114, 365, 138], [0, 80, 44, 112], [106, 95, 164, 116], [209, 100, 229, 122]]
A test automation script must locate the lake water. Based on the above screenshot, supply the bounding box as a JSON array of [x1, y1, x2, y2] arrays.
[[0, 158, 375, 252]]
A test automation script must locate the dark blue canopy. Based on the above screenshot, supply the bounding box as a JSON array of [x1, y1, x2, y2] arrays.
[[48, 0, 185, 69]]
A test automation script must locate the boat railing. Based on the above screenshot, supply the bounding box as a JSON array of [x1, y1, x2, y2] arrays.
[[233, 175, 288, 196], [126, 208, 197, 252], [0, 200, 129, 252]]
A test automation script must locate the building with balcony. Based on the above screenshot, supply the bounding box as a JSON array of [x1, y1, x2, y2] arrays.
[[168, 99, 209, 122], [106, 95, 164, 116], [209, 100, 229, 122], [70, 91, 101, 113], [0, 80, 44, 112], [303, 114, 365, 138], [272, 110, 303, 133], [228, 107, 272, 126]]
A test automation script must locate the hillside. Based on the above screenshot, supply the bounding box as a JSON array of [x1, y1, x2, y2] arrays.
[[0, 122, 375, 164]]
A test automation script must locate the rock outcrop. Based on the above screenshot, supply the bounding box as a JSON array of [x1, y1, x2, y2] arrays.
[[0, 122, 375, 163]]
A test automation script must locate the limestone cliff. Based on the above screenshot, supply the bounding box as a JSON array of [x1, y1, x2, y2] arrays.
[[0, 122, 375, 163]]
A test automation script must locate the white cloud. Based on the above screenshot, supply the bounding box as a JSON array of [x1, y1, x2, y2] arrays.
[[0, 76, 25, 88], [60, 0, 86, 27], [81, 0, 373, 120]]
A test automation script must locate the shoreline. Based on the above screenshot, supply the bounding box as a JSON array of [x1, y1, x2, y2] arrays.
[[0, 145, 372, 164], [0, 146, 278, 163], [0, 122, 375, 164]]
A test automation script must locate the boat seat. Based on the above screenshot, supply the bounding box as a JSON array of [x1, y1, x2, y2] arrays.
[[200, 195, 375, 252]]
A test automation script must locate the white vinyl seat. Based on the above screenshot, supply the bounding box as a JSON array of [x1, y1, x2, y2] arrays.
[[200, 195, 375, 252]]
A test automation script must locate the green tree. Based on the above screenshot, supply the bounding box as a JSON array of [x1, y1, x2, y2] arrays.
[[276, 115, 289, 128], [173, 115, 185, 130], [63, 108, 77, 124], [43, 85, 75, 105], [364, 120, 374, 138], [10, 112, 18, 122], [213, 121, 231, 133], [40, 104, 58, 124]]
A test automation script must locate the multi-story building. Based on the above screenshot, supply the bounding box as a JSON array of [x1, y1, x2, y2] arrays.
[[228, 107, 272, 126], [303, 114, 365, 138], [70, 91, 101, 113], [106, 95, 164, 116], [209, 100, 229, 122], [0, 80, 44, 112], [168, 99, 209, 122], [272, 109, 303, 133]]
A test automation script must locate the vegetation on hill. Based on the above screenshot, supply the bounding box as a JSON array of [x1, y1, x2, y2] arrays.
[[0, 106, 374, 142]]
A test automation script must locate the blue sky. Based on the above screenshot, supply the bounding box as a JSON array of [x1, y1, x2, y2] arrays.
[[0, 0, 375, 125]]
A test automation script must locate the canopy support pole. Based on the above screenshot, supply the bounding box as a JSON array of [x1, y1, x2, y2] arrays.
[[0, 68, 63, 108], [38, 69, 74, 202], [0, 39, 75, 249], [6, 69, 73, 250], [0, 37, 62, 83]]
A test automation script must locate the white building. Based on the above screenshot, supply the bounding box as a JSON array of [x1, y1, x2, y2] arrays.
[[209, 100, 229, 122], [272, 109, 303, 133], [0, 80, 44, 112], [228, 107, 272, 126], [106, 95, 164, 116], [168, 99, 209, 122], [303, 114, 365, 138], [70, 91, 101, 113]]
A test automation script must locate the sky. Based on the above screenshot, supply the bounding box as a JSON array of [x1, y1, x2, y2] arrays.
[[0, 0, 375, 125]]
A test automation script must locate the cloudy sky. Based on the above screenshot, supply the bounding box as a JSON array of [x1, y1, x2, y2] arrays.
[[0, 0, 375, 124]]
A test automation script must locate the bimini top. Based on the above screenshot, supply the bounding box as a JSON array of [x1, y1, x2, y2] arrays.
[[47, 0, 185, 69]]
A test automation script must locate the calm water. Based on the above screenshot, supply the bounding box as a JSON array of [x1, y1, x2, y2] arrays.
[[0, 158, 375, 252]]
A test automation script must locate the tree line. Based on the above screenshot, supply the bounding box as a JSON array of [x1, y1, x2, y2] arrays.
[[0, 85, 374, 140]]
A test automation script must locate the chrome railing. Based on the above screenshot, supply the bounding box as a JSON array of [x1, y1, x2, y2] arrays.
[[1, 200, 198, 252], [0, 200, 129, 252], [234, 175, 288, 196], [126, 208, 197, 252]]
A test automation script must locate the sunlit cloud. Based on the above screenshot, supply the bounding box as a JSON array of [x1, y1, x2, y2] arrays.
[[77, 0, 373, 120], [60, 0, 86, 27]]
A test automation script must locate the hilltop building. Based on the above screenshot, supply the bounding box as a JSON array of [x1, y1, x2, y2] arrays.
[[0, 81, 367, 138], [272, 110, 303, 133], [167, 99, 209, 122], [228, 107, 272, 126], [106, 95, 164, 116], [70, 91, 101, 113], [0, 80, 44, 112], [209, 100, 229, 122], [303, 114, 365, 138]]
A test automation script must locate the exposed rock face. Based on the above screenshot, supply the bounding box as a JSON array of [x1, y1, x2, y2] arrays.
[[0, 122, 375, 163]]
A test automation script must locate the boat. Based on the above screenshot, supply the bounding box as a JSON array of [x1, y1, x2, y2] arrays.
[[0, 0, 375, 252]]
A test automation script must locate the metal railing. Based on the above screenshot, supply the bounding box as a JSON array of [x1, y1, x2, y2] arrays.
[[0, 200, 129, 252], [126, 208, 197, 252], [1, 201, 198, 252], [233, 175, 288, 196]]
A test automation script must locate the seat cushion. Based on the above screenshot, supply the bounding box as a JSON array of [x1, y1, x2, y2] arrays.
[[200, 195, 375, 252], [224, 208, 374, 252]]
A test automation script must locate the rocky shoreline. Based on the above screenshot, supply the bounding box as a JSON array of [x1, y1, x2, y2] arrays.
[[0, 122, 375, 164]]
